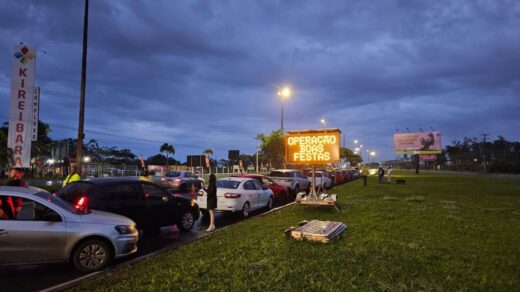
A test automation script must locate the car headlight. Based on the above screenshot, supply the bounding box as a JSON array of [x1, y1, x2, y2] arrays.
[[115, 225, 137, 234]]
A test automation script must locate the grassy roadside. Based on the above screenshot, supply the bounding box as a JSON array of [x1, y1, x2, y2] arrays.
[[74, 171, 520, 291]]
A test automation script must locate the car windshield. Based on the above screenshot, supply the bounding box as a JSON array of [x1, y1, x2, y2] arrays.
[[216, 180, 241, 189], [165, 171, 181, 177], [34, 191, 78, 213], [269, 171, 293, 178]]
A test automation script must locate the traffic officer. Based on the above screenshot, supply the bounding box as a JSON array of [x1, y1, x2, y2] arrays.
[[63, 165, 81, 187]]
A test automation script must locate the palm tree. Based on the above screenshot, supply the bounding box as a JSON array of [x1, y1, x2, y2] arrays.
[[203, 148, 214, 156], [160, 143, 175, 169]]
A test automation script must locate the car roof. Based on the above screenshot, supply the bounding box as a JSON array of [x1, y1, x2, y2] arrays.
[[231, 174, 265, 178], [0, 186, 47, 196], [219, 177, 250, 182], [80, 177, 143, 184], [270, 169, 299, 172]]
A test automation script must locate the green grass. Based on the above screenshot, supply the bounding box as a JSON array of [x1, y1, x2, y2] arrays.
[[74, 172, 520, 291]]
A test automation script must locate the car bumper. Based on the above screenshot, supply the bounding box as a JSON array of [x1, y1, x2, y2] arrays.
[[113, 233, 139, 258]]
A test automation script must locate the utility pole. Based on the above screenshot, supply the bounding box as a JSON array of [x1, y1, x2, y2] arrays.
[[76, 0, 89, 175], [482, 133, 489, 173]]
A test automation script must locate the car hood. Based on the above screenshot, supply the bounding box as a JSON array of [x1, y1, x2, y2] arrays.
[[80, 210, 135, 226]]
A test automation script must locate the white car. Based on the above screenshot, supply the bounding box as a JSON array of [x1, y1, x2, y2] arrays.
[[307, 171, 332, 190], [197, 177, 274, 218]]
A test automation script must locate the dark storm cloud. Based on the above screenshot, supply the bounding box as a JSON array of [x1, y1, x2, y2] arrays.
[[1, 0, 519, 161]]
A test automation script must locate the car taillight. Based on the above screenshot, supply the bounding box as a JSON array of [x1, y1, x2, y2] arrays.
[[75, 196, 89, 213], [224, 193, 241, 199]]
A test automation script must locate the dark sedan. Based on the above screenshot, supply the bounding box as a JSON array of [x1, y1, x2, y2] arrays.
[[57, 177, 200, 234]]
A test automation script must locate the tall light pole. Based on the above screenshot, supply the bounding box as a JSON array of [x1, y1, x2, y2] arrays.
[[278, 86, 291, 130], [76, 0, 89, 175]]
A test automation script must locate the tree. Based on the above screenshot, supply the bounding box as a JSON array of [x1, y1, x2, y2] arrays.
[[258, 129, 285, 169], [340, 147, 362, 166], [160, 143, 175, 168], [31, 121, 53, 159], [203, 148, 214, 156], [0, 129, 13, 171], [146, 154, 179, 166]]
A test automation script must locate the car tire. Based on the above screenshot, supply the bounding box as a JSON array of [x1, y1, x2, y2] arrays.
[[178, 211, 195, 231], [72, 239, 112, 273], [241, 202, 251, 219], [293, 185, 300, 200], [279, 191, 287, 205], [266, 196, 273, 210]]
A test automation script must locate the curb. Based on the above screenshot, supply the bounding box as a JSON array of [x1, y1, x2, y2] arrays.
[[40, 201, 295, 292]]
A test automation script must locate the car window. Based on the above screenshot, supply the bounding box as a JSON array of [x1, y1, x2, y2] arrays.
[[56, 182, 94, 203], [243, 181, 255, 190], [261, 177, 273, 185], [269, 171, 292, 178], [165, 171, 180, 177], [0, 196, 61, 222], [251, 180, 264, 190], [104, 183, 142, 201], [142, 183, 168, 200], [216, 180, 241, 189]]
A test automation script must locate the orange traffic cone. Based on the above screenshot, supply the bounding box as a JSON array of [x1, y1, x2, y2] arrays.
[[190, 183, 196, 197]]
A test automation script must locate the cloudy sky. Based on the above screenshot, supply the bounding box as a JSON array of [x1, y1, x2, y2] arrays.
[[1, 0, 519, 162]]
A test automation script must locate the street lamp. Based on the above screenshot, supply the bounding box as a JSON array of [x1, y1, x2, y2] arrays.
[[369, 151, 376, 164], [277, 86, 291, 130], [320, 118, 327, 127]]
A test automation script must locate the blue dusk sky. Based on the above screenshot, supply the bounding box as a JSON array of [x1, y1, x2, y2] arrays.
[[1, 0, 519, 162]]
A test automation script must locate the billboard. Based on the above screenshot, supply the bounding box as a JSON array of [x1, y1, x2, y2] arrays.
[[187, 155, 205, 167], [228, 150, 240, 161], [285, 129, 341, 165], [7, 44, 36, 168], [394, 131, 442, 154]]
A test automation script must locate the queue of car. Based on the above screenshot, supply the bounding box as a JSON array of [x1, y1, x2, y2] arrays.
[[0, 167, 359, 273]]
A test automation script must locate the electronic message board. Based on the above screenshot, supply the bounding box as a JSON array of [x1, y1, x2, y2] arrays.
[[285, 129, 341, 165]]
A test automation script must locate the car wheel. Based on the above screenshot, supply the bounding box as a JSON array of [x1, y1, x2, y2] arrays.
[[279, 191, 287, 205], [293, 185, 300, 200], [266, 196, 273, 210], [72, 239, 112, 273], [178, 211, 195, 231], [241, 202, 251, 218]]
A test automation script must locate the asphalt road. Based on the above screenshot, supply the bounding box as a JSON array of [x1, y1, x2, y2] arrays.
[[0, 207, 253, 292]]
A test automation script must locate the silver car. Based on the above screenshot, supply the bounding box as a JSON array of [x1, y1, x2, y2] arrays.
[[153, 170, 204, 192], [268, 169, 311, 198], [0, 186, 138, 272]]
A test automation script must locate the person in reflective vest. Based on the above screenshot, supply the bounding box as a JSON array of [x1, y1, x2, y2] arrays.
[[63, 165, 81, 187]]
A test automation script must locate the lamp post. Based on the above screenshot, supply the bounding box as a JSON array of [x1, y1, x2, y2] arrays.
[[278, 86, 291, 130], [320, 118, 327, 128], [369, 151, 376, 164]]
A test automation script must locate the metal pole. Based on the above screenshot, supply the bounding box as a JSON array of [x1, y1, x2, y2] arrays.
[[76, 0, 89, 175], [281, 98, 284, 130]]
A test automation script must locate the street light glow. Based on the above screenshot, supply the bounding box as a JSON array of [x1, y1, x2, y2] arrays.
[[370, 151, 376, 156], [354, 139, 358, 144], [278, 86, 291, 99], [320, 118, 327, 127]]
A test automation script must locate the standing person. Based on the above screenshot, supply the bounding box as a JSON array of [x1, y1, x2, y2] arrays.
[[6, 168, 26, 187], [63, 165, 81, 187], [387, 164, 393, 183], [361, 166, 369, 187], [206, 173, 217, 232], [377, 166, 385, 183]]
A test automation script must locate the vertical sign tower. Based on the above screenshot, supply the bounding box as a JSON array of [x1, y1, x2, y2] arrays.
[[8, 44, 36, 168]]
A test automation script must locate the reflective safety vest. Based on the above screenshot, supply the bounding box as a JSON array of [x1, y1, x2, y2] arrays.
[[63, 173, 81, 187]]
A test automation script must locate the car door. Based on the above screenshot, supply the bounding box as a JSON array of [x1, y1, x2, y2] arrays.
[[251, 180, 268, 208], [0, 195, 67, 264], [142, 182, 176, 227], [242, 181, 259, 209], [102, 183, 146, 228]]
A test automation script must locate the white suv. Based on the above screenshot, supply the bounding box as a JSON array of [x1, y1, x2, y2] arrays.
[[268, 169, 310, 199]]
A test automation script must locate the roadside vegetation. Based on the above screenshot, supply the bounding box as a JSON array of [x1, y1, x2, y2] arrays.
[[70, 172, 520, 290]]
